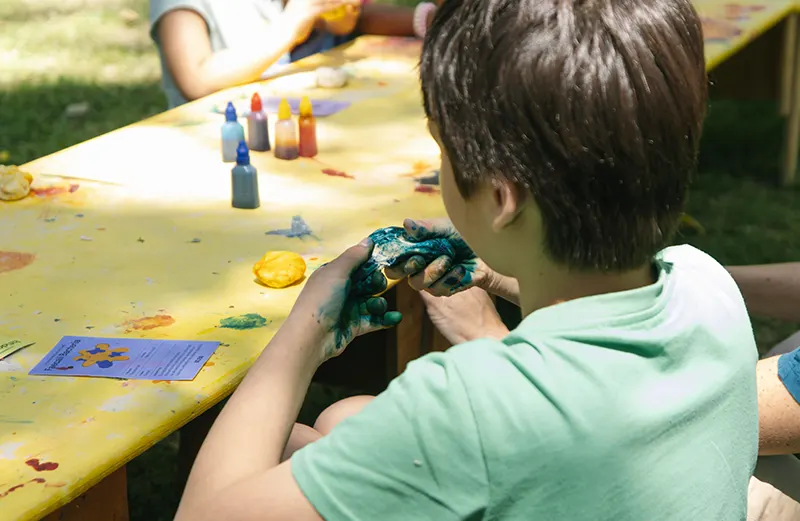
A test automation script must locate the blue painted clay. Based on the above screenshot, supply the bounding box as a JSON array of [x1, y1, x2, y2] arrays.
[[351, 226, 469, 295]]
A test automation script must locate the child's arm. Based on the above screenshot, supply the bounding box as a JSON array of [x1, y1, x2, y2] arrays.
[[758, 353, 800, 455], [727, 263, 800, 322], [157, 0, 357, 102], [175, 240, 402, 521]]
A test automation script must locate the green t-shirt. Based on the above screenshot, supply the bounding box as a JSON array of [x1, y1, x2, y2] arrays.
[[292, 245, 758, 520]]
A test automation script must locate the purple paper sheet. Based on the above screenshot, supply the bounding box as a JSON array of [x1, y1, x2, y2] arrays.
[[263, 97, 351, 117], [212, 97, 351, 118], [29, 336, 220, 381]]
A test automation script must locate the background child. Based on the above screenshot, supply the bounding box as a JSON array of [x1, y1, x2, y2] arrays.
[[150, 0, 438, 107], [174, 0, 759, 519]]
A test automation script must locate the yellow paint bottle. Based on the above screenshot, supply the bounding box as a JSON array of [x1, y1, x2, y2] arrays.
[[274, 98, 299, 161]]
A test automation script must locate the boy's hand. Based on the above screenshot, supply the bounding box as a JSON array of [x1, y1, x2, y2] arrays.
[[385, 218, 496, 296], [286, 239, 402, 364], [421, 288, 509, 345]]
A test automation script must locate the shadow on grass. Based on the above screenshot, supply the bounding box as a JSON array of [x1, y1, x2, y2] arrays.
[[0, 79, 166, 165]]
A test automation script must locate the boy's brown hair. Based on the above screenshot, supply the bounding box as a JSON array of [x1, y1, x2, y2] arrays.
[[420, 0, 708, 271]]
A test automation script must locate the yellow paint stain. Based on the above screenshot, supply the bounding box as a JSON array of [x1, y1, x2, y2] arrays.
[[196, 326, 218, 336], [121, 315, 175, 333]]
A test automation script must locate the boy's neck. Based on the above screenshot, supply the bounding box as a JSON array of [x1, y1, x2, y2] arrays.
[[516, 262, 656, 318]]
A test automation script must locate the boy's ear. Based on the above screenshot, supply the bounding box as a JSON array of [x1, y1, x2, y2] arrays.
[[491, 178, 524, 232]]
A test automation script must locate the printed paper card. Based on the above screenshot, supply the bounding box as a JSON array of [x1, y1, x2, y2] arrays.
[[29, 336, 219, 380]]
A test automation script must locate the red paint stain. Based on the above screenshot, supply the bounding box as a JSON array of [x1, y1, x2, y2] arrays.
[[309, 257, 318, 261], [122, 314, 175, 332], [414, 185, 440, 194], [0, 251, 35, 274], [0, 478, 46, 498], [377, 81, 388, 87], [204, 362, 215, 367], [152, 380, 171, 384], [321, 168, 354, 180], [30, 184, 79, 197], [25, 459, 59, 472]]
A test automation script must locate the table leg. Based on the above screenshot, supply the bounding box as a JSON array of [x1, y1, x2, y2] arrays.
[[42, 466, 128, 521], [392, 283, 427, 376], [781, 14, 798, 116], [783, 12, 800, 186]]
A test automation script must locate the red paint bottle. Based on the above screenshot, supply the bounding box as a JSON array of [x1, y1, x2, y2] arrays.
[[298, 96, 318, 158]]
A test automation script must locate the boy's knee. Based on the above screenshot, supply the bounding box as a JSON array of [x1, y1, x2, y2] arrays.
[[314, 395, 375, 435]]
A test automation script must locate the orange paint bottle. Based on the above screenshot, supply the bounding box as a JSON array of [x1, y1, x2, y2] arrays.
[[298, 97, 318, 158]]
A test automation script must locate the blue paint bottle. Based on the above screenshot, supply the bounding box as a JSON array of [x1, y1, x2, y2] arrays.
[[231, 141, 260, 209], [221, 102, 245, 163]]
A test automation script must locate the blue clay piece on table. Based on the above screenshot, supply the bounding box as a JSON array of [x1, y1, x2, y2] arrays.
[[351, 226, 457, 296]]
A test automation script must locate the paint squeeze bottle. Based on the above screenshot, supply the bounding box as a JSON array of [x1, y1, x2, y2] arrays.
[[247, 93, 270, 152], [274, 98, 299, 160], [221, 102, 245, 163], [231, 141, 260, 210], [298, 96, 318, 158]]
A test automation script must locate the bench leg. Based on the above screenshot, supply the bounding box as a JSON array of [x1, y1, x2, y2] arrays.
[[783, 13, 800, 186], [781, 14, 798, 116], [42, 467, 128, 521]]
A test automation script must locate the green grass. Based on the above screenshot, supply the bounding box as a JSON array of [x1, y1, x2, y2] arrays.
[[2, 1, 800, 519]]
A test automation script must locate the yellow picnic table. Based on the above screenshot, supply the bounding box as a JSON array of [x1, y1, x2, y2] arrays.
[[3, 2, 800, 517], [0, 37, 447, 521]]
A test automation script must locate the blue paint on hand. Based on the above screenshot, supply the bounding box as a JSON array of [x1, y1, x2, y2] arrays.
[[317, 280, 403, 358]]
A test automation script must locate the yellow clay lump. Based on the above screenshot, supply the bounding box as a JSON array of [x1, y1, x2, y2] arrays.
[[0, 165, 33, 201], [253, 251, 306, 288]]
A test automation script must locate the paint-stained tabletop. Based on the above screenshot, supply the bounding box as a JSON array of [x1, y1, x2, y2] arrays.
[[697, 0, 794, 69], [0, 37, 447, 520]]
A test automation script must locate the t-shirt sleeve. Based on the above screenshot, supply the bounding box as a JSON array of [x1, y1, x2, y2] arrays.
[[291, 352, 489, 520], [778, 347, 800, 404], [149, 0, 212, 42]]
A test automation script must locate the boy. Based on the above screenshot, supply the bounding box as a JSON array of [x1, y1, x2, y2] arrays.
[[174, 0, 758, 519], [150, 0, 438, 107]]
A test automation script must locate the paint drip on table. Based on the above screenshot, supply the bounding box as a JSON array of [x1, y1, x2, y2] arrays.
[[219, 313, 270, 330], [266, 216, 319, 239], [0, 251, 35, 274]]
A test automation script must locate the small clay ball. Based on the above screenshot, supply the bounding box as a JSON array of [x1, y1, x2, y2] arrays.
[[253, 251, 306, 288], [316, 66, 348, 89], [0, 165, 33, 201]]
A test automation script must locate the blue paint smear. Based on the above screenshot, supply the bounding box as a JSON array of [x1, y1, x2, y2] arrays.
[[266, 216, 319, 240]]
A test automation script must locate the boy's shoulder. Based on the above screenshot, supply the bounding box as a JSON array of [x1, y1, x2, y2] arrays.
[[659, 244, 741, 296]]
